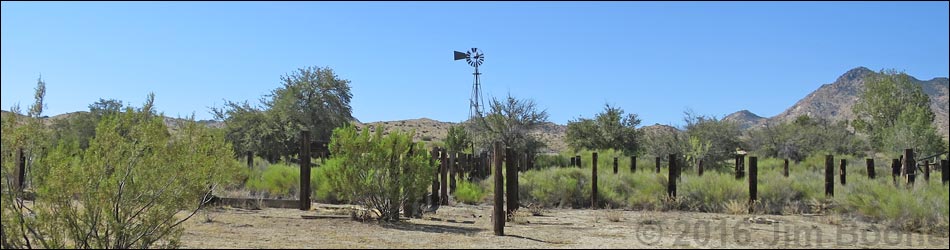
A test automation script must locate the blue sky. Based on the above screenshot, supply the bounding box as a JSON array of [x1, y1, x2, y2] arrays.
[[2, 1, 948, 126]]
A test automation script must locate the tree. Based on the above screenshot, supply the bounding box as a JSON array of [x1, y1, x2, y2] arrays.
[[51, 99, 125, 149], [471, 94, 549, 154], [326, 125, 434, 221], [444, 124, 472, 153], [214, 66, 354, 162], [852, 69, 944, 156], [746, 115, 867, 162], [565, 104, 642, 155], [28, 75, 46, 119], [2, 95, 242, 249], [641, 125, 687, 163], [683, 110, 741, 168]]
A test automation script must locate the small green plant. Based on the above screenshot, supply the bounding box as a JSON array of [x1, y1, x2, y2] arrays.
[[453, 179, 486, 205]]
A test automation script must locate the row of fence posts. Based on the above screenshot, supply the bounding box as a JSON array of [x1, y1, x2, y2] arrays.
[[246, 132, 950, 232]]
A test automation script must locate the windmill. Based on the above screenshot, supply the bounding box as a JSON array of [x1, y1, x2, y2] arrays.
[[454, 48, 485, 121], [454, 48, 486, 153]]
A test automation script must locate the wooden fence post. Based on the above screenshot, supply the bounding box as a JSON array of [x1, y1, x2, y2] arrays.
[[825, 155, 834, 198], [577, 155, 582, 168], [736, 154, 746, 179], [15, 148, 25, 192], [613, 157, 618, 174], [655, 157, 661, 174], [449, 152, 457, 194], [667, 154, 677, 199], [246, 151, 254, 169], [923, 160, 930, 182], [492, 142, 505, 236], [942, 160, 948, 185], [570, 157, 576, 168], [299, 130, 311, 211], [904, 149, 915, 185], [866, 159, 875, 180], [430, 148, 440, 206], [630, 156, 637, 173], [440, 148, 449, 205], [749, 157, 758, 213], [697, 159, 704, 177], [839, 159, 847, 186], [891, 159, 901, 185], [783, 159, 789, 178], [505, 147, 518, 218], [592, 152, 599, 209]]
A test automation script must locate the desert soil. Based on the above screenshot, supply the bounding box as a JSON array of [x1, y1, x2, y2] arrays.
[[181, 203, 948, 249]]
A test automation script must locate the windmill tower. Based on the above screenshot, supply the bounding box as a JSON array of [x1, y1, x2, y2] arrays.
[[454, 48, 485, 121], [454, 48, 486, 153]]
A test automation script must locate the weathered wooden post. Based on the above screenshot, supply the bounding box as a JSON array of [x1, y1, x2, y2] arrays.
[[299, 130, 311, 211], [736, 154, 746, 179], [667, 154, 677, 199], [505, 147, 518, 218], [825, 155, 834, 198], [655, 157, 661, 174], [891, 159, 901, 184], [923, 160, 930, 182], [613, 157, 618, 174], [783, 159, 789, 178], [527, 153, 535, 171], [577, 155, 582, 168], [492, 142, 505, 236], [749, 157, 758, 213], [630, 156, 637, 173], [839, 159, 847, 186], [942, 160, 949, 185], [866, 159, 876, 180], [697, 159, 704, 177], [430, 147, 440, 206], [440, 148, 449, 205], [570, 157, 576, 167], [449, 152, 457, 193], [15, 148, 25, 192], [904, 149, 915, 185], [246, 151, 254, 169], [591, 152, 599, 209]]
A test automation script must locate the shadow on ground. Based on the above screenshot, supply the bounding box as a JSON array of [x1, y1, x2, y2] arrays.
[[380, 222, 484, 235]]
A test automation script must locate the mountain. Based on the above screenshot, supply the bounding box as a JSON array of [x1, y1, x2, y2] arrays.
[[723, 110, 767, 130], [737, 67, 949, 140]]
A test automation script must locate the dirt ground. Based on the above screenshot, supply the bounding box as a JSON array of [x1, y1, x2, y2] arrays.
[[181, 203, 949, 249]]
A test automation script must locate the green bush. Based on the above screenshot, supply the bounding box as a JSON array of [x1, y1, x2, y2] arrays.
[[679, 172, 745, 213], [3, 100, 242, 249], [245, 163, 299, 199], [326, 125, 434, 221], [837, 177, 949, 234], [453, 180, 487, 205]]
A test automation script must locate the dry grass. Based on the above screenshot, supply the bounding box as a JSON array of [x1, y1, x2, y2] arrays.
[[723, 200, 749, 215]]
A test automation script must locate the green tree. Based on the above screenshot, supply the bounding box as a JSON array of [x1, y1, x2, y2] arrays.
[[51, 99, 125, 149], [852, 69, 944, 155], [683, 110, 741, 168], [746, 115, 866, 162], [565, 104, 641, 155], [214, 66, 354, 162], [326, 125, 434, 221], [444, 124, 472, 153], [2, 95, 242, 249], [641, 124, 687, 162], [471, 94, 549, 154]]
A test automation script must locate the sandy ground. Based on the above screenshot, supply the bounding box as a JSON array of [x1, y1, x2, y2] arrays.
[[181, 203, 949, 249]]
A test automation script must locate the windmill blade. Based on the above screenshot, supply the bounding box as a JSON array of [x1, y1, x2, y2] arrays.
[[454, 51, 468, 60]]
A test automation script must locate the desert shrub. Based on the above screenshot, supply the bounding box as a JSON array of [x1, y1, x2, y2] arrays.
[[245, 163, 300, 199], [313, 157, 345, 203], [453, 179, 487, 205], [836, 177, 949, 234], [679, 172, 745, 213], [519, 167, 589, 208], [2, 99, 242, 249], [326, 125, 434, 221]]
